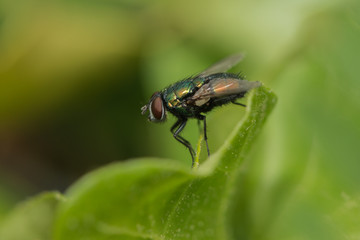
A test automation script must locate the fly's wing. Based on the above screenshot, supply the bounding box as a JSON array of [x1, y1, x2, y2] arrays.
[[197, 53, 245, 78], [189, 77, 261, 106]]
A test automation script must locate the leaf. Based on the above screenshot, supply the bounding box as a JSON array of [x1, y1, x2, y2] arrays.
[[53, 86, 277, 240], [0, 192, 65, 240]]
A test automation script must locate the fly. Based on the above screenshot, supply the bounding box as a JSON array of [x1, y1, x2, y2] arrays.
[[141, 53, 261, 167]]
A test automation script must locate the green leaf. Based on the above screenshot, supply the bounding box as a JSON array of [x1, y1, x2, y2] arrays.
[[0, 192, 65, 240], [54, 86, 277, 240]]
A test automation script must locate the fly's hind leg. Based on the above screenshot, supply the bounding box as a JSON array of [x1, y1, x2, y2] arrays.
[[197, 119, 202, 133], [231, 100, 246, 107], [198, 115, 210, 157], [171, 119, 196, 167]]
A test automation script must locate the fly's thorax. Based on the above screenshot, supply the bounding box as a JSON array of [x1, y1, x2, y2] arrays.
[[162, 77, 206, 109], [192, 77, 204, 88], [164, 91, 181, 108]]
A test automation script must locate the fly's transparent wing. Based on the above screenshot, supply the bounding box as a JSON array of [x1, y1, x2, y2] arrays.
[[197, 53, 245, 77], [190, 78, 261, 102]]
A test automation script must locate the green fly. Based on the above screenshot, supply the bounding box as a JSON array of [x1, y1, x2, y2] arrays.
[[141, 54, 261, 167]]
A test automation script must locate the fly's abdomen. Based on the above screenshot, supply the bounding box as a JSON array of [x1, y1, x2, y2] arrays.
[[191, 74, 261, 101]]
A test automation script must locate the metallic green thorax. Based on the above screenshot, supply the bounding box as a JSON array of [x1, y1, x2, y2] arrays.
[[162, 77, 205, 117]]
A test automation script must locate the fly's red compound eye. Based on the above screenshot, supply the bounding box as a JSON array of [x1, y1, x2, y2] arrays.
[[150, 95, 164, 121]]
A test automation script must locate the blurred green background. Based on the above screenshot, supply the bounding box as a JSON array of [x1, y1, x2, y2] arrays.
[[0, 0, 359, 237]]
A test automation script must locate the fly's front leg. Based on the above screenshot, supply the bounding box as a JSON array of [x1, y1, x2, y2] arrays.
[[171, 119, 182, 133], [171, 119, 195, 167]]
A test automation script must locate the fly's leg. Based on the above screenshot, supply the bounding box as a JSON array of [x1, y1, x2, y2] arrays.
[[197, 119, 202, 133], [231, 100, 246, 107], [171, 119, 195, 167], [198, 115, 210, 157], [170, 119, 182, 133]]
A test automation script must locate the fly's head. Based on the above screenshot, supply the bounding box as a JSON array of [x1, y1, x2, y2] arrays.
[[141, 92, 167, 122]]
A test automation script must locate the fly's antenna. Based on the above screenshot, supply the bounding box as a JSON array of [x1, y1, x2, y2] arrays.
[[141, 105, 148, 115]]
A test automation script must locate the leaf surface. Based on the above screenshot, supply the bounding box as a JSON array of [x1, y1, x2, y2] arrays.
[[0, 192, 64, 240], [54, 86, 277, 240]]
